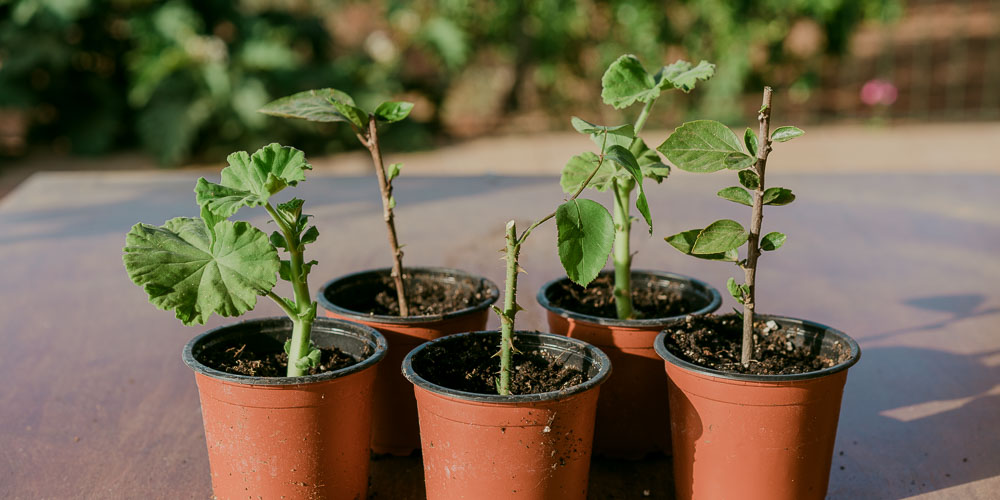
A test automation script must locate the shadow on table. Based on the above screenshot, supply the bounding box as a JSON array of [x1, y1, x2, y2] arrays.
[[0, 175, 548, 244], [832, 293, 1000, 498]]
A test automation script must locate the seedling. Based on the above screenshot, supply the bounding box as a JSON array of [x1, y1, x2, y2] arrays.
[[123, 143, 324, 377], [659, 87, 804, 366], [494, 124, 628, 395], [260, 90, 414, 315], [560, 55, 714, 319]]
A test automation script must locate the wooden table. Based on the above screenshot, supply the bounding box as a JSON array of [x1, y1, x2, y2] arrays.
[[2, 170, 998, 499]]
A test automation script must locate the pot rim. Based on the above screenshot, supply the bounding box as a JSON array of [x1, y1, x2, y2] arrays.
[[654, 314, 861, 382], [402, 330, 612, 403], [182, 316, 388, 386], [317, 266, 500, 324], [536, 269, 722, 327]]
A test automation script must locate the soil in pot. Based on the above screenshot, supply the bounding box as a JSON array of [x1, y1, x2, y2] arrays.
[[547, 274, 704, 319], [196, 333, 363, 376], [411, 332, 587, 394], [342, 272, 493, 316], [661, 313, 852, 375]]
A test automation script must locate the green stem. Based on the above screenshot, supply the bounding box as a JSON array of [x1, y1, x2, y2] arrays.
[[265, 202, 315, 377], [498, 220, 519, 396], [612, 178, 634, 319], [632, 98, 656, 137]]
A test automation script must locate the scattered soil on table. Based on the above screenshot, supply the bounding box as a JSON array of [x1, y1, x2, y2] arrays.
[[661, 314, 850, 375], [342, 273, 491, 316], [547, 274, 703, 319], [412, 333, 587, 395], [197, 334, 361, 377]]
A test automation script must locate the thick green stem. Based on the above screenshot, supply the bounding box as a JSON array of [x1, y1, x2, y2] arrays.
[[612, 178, 634, 319], [265, 202, 316, 377], [497, 220, 520, 396]]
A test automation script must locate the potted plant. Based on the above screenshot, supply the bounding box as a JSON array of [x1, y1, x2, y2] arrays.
[[536, 54, 722, 457], [401, 121, 631, 498], [655, 87, 861, 500], [260, 90, 499, 455], [122, 143, 387, 500]]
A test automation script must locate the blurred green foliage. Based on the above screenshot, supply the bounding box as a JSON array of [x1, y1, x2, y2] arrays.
[[0, 0, 897, 165]]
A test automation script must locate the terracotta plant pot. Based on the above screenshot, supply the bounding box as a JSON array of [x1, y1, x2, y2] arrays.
[[655, 315, 861, 500], [182, 317, 387, 500], [403, 331, 612, 500], [537, 270, 721, 458], [318, 267, 499, 455]]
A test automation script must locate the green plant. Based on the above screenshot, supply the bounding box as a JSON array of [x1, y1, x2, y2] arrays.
[[659, 86, 803, 366], [559, 54, 713, 319], [493, 125, 627, 395], [122, 143, 323, 376], [260, 89, 415, 315]]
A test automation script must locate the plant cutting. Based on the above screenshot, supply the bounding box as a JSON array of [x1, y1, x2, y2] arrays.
[[655, 87, 861, 500], [401, 120, 630, 499], [122, 143, 387, 500], [260, 90, 499, 455], [537, 54, 722, 457]]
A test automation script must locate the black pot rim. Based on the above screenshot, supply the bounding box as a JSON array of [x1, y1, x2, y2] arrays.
[[317, 267, 500, 324], [402, 330, 612, 403], [182, 316, 388, 386], [654, 314, 861, 383], [536, 269, 723, 327]]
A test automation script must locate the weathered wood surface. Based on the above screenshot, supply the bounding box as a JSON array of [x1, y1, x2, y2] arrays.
[[1, 171, 998, 499]]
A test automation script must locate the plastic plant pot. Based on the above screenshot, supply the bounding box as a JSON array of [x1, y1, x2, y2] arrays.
[[318, 267, 499, 455], [654, 315, 861, 500], [403, 331, 612, 500], [183, 317, 387, 500], [537, 270, 721, 458]]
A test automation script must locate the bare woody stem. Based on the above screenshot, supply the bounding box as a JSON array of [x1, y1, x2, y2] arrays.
[[358, 116, 409, 317], [742, 86, 774, 367]]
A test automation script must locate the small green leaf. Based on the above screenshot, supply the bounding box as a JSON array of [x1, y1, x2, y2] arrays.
[[658, 120, 746, 173], [328, 99, 368, 129], [283, 339, 292, 354], [123, 218, 280, 326], [724, 152, 755, 170], [744, 128, 758, 157], [717, 186, 752, 206], [299, 226, 319, 246], [692, 219, 748, 255], [556, 199, 614, 287], [600, 54, 658, 109], [259, 88, 357, 122], [635, 139, 670, 183], [726, 277, 744, 303], [763, 187, 795, 205], [571, 117, 635, 150], [665, 230, 739, 261], [270, 231, 287, 250], [771, 126, 804, 142], [388, 195, 396, 209], [386, 162, 402, 182], [307, 347, 322, 366], [279, 259, 317, 281], [374, 101, 414, 123], [738, 170, 760, 190], [606, 145, 652, 232], [277, 198, 304, 215], [761, 232, 787, 251], [560, 152, 615, 193], [655, 59, 715, 92]]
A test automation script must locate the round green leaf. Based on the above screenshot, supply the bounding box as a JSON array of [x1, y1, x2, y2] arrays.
[[123, 218, 280, 326], [601, 54, 657, 109], [556, 199, 614, 287], [560, 152, 615, 193], [761, 232, 787, 251]]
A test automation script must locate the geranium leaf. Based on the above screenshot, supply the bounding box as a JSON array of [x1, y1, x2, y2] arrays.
[[123, 217, 280, 326], [601, 54, 658, 109], [196, 144, 311, 218], [655, 59, 715, 92]]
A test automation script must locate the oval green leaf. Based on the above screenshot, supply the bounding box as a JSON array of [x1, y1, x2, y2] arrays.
[[761, 232, 787, 251], [771, 126, 804, 142], [738, 170, 760, 190], [556, 199, 614, 286], [717, 186, 752, 206], [763, 187, 795, 205], [374, 101, 414, 123], [744, 127, 758, 157], [259, 88, 356, 122], [601, 54, 657, 109], [560, 152, 615, 193], [657, 120, 746, 173], [692, 219, 748, 255]]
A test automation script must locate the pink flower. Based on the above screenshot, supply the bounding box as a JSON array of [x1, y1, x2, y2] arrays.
[[860, 79, 898, 106]]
